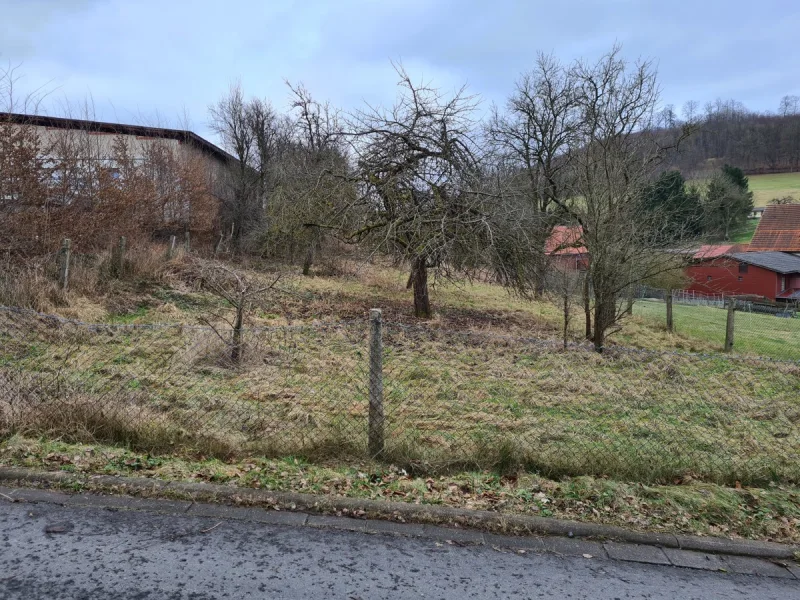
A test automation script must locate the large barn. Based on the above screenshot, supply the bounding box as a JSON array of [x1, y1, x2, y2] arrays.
[[684, 205, 800, 301]]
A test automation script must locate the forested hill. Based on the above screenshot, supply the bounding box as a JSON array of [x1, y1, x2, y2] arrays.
[[666, 106, 800, 176]]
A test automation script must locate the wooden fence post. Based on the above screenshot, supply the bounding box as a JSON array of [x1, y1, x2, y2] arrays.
[[666, 289, 674, 333], [368, 308, 385, 458], [166, 235, 177, 260], [59, 238, 71, 290], [724, 298, 737, 352]]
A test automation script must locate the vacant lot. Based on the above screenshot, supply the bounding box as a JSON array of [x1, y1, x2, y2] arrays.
[[1, 293, 797, 488], [1, 257, 798, 543], [748, 172, 800, 206]]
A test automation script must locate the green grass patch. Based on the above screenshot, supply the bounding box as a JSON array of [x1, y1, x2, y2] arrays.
[[748, 172, 800, 207], [632, 299, 800, 360], [729, 218, 759, 243]]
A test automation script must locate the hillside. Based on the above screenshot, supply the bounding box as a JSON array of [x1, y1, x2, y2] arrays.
[[748, 172, 800, 206], [669, 109, 800, 176]]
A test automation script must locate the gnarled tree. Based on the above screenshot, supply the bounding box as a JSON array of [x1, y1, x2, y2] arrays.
[[335, 67, 488, 318]]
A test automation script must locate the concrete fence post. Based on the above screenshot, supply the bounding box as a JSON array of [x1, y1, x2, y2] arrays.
[[112, 236, 127, 278], [368, 308, 385, 458], [724, 298, 737, 352], [58, 238, 71, 290], [166, 235, 177, 260], [184, 230, 191, 253], [666, 289, 674, 333]]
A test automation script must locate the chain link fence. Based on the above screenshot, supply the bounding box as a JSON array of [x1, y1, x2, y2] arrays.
[[632, 287, 800, 360], [1, 306, 798, 486]]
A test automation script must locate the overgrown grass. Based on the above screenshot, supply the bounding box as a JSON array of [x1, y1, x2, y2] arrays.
[[1, 307, 797, 487], [2, 435, 798, 544], [1, 255, 798, 538]]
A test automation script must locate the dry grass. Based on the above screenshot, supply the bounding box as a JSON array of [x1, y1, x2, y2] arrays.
[[1, 306, 796, 487], [1, 255, 797, 488]]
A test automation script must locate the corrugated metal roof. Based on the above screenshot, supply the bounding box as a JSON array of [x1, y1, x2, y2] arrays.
[[749, 205, 800, 251], [777, 289, 800, 300], [730, 251, 800, 274]]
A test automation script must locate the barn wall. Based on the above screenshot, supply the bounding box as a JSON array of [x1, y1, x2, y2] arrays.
[[685, 259, 779, 299]]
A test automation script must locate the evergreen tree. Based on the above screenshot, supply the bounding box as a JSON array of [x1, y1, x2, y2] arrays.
[[641, 170, 703, 240], [703, 166, 753, 241]]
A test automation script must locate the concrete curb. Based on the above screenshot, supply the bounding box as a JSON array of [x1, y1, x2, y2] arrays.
[[0, 466, 797, 561]]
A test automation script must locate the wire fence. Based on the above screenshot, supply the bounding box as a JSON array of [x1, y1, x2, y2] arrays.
[[632, 287, 800, 360], [0, 306, 798, 486]]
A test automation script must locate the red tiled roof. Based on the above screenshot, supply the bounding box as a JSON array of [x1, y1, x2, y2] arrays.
[[545, 225, 586, 255], [749, 205, 800, 252], [693, 244, 740, 260]]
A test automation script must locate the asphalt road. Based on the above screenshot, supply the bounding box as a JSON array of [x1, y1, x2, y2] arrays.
[[1, 499, 798, 600]]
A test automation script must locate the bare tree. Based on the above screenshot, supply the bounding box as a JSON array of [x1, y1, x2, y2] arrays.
[[196, 260, 281, 364], [209, 83, 260, 250], [545, 260, 583, 349], [779, 95, 800, 117], [331, 66, 489, 318], [285, 82, 346, 275], [486, 54, 580, 296], [562, 46, 695, 351]]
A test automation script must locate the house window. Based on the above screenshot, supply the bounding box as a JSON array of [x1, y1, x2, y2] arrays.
[[738, 263, 748, 274], [781, 276, 787, 292], [706, 276, 712, 282], [738, 276, 743, 282]]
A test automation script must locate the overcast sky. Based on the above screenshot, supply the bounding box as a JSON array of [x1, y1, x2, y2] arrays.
[[2, 0, 799, 145]]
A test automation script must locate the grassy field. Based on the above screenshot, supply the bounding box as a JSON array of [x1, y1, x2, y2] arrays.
[[632, 299, 800, 360], [748, 172, 800, 206]]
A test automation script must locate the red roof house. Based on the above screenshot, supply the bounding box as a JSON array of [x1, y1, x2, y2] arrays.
[[545, 225, 588, 270], [686, 250, 800, 301]]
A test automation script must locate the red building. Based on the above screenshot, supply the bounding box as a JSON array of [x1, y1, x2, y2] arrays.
[[686, 250, 800, 301], [685, 205, 800, 301], [545, 225, 588, 270]]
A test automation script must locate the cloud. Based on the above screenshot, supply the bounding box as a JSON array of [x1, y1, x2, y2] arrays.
[[1, 0, 798, 142]]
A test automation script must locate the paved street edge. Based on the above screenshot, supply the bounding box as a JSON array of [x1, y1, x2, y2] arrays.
[[0, 466, 797, 562]]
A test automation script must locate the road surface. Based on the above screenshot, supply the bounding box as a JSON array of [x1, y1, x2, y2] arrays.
[[1, 493, 798, 599]]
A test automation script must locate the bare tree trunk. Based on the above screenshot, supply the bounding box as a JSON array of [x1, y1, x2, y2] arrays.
[[302, 245, 314, 276], [231, 303, 244, 363], [592, 297, 614, 352], [625, 285, 634, 315], [302, 227, 319, 276], [412, 256, 431, 319], [583, 273, 592, 340]]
